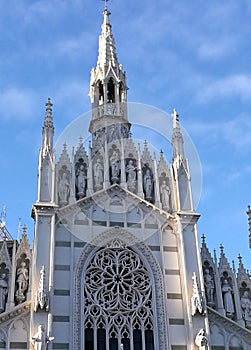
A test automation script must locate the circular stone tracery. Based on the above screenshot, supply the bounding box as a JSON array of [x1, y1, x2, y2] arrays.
[[84, 241, 152, 315]]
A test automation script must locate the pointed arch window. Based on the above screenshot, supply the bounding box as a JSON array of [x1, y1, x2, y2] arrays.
[[107, 78, 115, 103], [83, 240, 155, 350], [98, 81, 104, 105]]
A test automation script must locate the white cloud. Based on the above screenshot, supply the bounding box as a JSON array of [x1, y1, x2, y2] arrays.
[[189, 114, 251, 152], [0, 88, 37, 121], [198, 39, 235, 60], [197, 74, 251, 103]]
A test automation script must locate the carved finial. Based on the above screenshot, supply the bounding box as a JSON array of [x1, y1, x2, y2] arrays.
[[63, 142, 67, 151], [44, 98, 53, 128], [238, 253, 242, 264], [79, 136, 83, 146], [213, 249, 217, 264], [201, 234, 206, 244], [220, 244, 224, 254], [247, 205, 251, 212], [22, 224, 27, 236], [232, 260, 236, 273]]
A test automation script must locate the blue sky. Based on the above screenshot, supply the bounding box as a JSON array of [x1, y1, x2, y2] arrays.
[[0, 0, 251, 268]]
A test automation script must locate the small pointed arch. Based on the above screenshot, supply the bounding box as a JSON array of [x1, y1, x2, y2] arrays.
[[97, 80, 104, 104], [228, 334, 243, 348], [8, 317, 28, 343]]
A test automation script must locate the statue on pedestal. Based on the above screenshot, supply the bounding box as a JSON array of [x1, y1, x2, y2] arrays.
[[160, 180, 170, 210], [15, 262, 29, 304], [32, 324, 54, 350], [241, 291, 251, 328], [0, 273, 8, 313], [58, 172, 70, 205], [204, 269, 215, 306], [126, 160, 137, 191], [93, 159, 103, 190], [222, 279, 235, 319], [143, 168, 153, 201]]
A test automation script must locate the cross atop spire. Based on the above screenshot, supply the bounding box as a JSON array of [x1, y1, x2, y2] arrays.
[[102, 0, 110, 10]]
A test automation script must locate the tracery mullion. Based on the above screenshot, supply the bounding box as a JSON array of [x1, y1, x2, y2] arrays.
[[94, 323, 97, 350], [130, 319, 134, 350], [141, 325, 146, 350], [106, 326, 109, 350]]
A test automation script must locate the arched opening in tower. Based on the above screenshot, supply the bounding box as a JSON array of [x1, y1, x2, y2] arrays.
[[107, 78, 115, 103]]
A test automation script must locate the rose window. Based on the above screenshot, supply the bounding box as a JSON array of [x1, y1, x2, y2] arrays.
[[83, 240, 155, 350]]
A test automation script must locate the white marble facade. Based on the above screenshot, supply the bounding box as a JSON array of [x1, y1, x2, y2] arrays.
[[0, 7, 250, 350]]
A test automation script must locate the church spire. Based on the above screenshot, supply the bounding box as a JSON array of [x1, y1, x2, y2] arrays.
[[89, 8, 130, 151], [96, 7, 119, 70]]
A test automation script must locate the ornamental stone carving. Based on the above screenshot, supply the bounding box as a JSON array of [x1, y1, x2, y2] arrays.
[[191, 272, 206, 316], [195, 329, 209, 350], [34, 266, 49, 312]]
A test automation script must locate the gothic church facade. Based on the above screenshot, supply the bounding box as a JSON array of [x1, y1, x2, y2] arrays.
[[0, 8, 251, 350]]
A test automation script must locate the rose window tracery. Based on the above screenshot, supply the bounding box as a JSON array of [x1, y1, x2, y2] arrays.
[[83, 240, 155, 350]]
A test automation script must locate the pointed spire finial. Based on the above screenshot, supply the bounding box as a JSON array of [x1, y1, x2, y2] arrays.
[[172, 108, 179, 128], [17, 218, 21, 241], [44, 98, 54, 128], [0, 204, 6, 228]]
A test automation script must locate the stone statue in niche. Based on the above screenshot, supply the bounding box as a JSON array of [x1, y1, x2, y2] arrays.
[[160, 180, 170, 210], [195, 329, 208, 350], [126, 160, 137, 191], [143, 168, 153, 201], [58, 172, 70, 205], [15, 262, 29, 304], [76, 163, 87, 198], [241, 291, 251, 328], [191, 272, 205, 316], [0, 273, 8, 313], [93, 158, 104, 190], [34, 266, 49, 312], [110, 150, 120, 183], [204, 269, 215, 306], [32, 324, 54, 350], [221, 279, 235, 318]]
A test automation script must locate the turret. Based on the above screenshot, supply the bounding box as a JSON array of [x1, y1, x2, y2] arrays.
[[171, 108, 193, 211]]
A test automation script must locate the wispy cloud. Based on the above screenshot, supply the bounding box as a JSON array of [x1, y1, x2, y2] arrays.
[[196, 74, 251, 103], [0, 88, 37, 121], [189, 114, 251, 152]]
